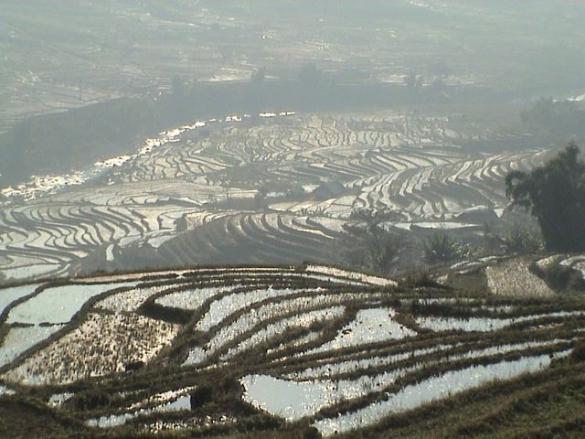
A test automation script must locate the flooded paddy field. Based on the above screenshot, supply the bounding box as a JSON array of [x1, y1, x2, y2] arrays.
[[2, 1, 585, 437], [0, 110, 554, 284], [0, 265, 584, 437]]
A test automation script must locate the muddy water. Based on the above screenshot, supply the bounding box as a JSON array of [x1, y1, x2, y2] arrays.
[[313, 350, 571, 436]]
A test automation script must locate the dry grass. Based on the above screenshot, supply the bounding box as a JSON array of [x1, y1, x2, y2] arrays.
[[486, 257, 555, 298], [3, 313, 179, 385]]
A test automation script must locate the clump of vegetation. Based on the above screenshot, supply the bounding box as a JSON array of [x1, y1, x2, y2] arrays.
[[501, 223, 543, 254], [424, 232, 461, 265], [401, 272, 445, 289], [571, 342, 585, 363], [72, 389, 113, 410], [539, 262, 585, 293], [303, 427, 322, 439], [506, 143, 585, 252], [337, 207, 414, 275], [190, 385, 213, 408], [340, 223, 406, 275]]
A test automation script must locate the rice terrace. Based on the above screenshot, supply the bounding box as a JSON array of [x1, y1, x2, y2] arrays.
[[2, 1, 585, 438], [0, 263, 583, 438]]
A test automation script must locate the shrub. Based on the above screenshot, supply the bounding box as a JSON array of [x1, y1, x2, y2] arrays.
[[502, 223, 543, 254], [338, 223, 406, 275], [303, 427, 322, 439], [190, 385, 213, 408], [542, 263, 585, 293], [424, 232, 461, 264], [571, 342, 585, 363], [73, 389, 112, 410]]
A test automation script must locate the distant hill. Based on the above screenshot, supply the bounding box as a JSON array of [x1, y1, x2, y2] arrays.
[[0, 98, 159, 184], [0, 80, 463, 186]]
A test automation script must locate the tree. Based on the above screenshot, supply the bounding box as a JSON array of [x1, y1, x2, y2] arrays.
[[505, 143, 585, 252]]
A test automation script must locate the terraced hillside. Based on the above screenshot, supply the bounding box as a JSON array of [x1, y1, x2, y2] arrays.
[[0, 111, 551, 282], [0, 265, 584, 438]]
